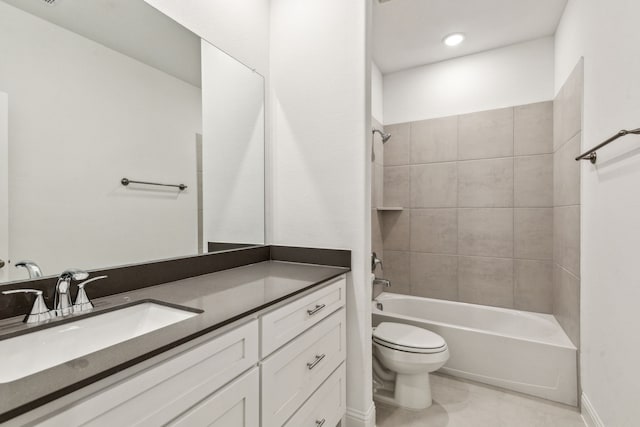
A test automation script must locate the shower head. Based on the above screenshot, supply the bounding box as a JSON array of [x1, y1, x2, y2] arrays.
[[372, 128, 391, 143]]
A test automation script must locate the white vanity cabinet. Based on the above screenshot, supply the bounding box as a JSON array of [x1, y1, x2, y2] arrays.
[[168, 368, 259, 427], [18, 274, 347, 427], [34, 320, 260, 427]]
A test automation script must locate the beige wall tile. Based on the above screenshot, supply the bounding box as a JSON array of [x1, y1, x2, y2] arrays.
[[372, 117, 384, 165], [515, 101, 553, 155], [459, 107, 514, 160], [410, 253, 458, 300], [458, 256, 514, 308], [458, 208, 514, 257], [514, 259, 553, 313], [514, 208, 553, 260], [410, 163, 458, 208], [383, 123, 410, 166], [553, 206, 580, 277], [554, 60, 583, 151], [458, 158, 514, 208], [382, 251, 411, 295], [383, 166, 410, 207], [410, 116, 457, 164], [372, 164, 384, 208], [372, 210, 384, 266], [382, 210, 410, 251], [373, 137, 384, 166], [553, 87, 564, 151], [410, 209, 457, 254], [514, 154, 553, 207], [553, 132, 581, 206], [553, 265, 580, 346]]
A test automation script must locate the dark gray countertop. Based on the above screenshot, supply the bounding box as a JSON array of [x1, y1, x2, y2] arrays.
[[0, 260, 349, 421]]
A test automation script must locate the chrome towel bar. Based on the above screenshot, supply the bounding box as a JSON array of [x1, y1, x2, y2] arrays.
[[121, 178, 187, 191], [575, 128, 640, 164]]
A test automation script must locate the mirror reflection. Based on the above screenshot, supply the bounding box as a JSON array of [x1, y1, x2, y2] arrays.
[[0, 0, 265, 283]]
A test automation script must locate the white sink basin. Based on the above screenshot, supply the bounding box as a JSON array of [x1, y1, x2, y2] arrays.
[[0, 302, 199, 383]]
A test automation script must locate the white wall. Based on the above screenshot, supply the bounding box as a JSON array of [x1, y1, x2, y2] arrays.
[[0, 93, 7, 282], [371, 62, 384, 124], [201, 41, 265, 246], [384, 37, 555, 124], [554, 0, 586, 95], [0, 2, 202, 280], [145, 0, 273, 244], [556, 1, 640, 426], [144, 0, 270, 76], [269, 0, 373, 425]]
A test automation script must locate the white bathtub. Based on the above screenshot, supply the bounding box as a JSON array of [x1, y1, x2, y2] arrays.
[[372, 292, 578, 406]]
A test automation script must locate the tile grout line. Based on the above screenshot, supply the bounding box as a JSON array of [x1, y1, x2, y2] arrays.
[[512, 107, 517, 308], [408, 122, 413, 295], [384, 152, 554, 168], [456, 114, 461, 301]]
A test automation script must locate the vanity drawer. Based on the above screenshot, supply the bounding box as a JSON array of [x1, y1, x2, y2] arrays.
[[284, 363, 346, 427], [261, 309, 346, 427], [261, 275, 345, 357], [38, 320, 259, 427], [169, 367, 259, 427]]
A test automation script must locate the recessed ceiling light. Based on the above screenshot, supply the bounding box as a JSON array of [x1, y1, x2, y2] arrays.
[[443, 33, 465, 47]]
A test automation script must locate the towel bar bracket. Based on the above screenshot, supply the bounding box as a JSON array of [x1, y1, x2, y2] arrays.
[[576, 128, 640, 164]]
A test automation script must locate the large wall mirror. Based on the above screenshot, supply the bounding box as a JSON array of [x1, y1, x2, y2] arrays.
[[0, 0, 265, 284]]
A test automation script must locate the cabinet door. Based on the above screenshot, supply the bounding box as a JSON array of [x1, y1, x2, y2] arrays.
[[169, 367, 259, 427], [35, 320, 258, 426], [284, 363, 346, 427], [262, 309, 346, 427], [261, 275, 346, 357]]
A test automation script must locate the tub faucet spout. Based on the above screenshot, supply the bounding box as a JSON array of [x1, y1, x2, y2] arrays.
[[373, 278, 391, 288]]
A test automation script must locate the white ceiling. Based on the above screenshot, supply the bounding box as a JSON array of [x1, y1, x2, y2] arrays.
[[1, 0, 201, 87], [373, 0, 568, 74]]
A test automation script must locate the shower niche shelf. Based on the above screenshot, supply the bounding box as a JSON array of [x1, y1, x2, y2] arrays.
[[376, 207, 404, 212]]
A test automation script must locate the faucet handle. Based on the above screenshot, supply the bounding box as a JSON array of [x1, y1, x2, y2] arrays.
[[2, 289, 53, 324], [372, 252, 383, 272], [73, 276, 108, 313]]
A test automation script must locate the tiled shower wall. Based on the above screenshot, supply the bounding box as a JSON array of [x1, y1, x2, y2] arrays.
[[379, 101, 556, 313], [552, 60, 583, 346], [372, 117, 385, 259]]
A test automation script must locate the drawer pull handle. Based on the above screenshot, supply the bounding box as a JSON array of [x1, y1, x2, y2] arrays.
[[315, 419, 326, 427], [307, 353, 326, 370], [307, 304, 326, 316]]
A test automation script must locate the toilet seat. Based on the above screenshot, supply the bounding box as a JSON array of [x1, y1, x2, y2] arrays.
[[373, 322, 447, 354]]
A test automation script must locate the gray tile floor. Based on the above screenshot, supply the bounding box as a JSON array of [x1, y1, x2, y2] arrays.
[[376, 374, 585, 427]]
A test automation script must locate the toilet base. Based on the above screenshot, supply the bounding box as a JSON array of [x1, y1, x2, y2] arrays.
[[373, 372, 434, 410]]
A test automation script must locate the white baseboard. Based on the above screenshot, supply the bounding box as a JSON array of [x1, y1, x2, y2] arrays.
[[582, 393, 605, 427], [345, 403, 376, 427]]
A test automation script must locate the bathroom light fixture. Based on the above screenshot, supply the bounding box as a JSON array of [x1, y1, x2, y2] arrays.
[[443, 33, 465, 47]]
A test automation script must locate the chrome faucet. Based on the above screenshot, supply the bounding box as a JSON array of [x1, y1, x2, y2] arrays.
[[1, 270, 106, 323], [1, 289, 53, 323], [73, 275, 108, 313], [373, 278, 391, 288], [15, 260, 43, 279], [54, 269, 89, 316], [372, 252, 383, 273]]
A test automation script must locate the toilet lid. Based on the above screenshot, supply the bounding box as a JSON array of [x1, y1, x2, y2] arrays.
[[373, 323, 446, 353]]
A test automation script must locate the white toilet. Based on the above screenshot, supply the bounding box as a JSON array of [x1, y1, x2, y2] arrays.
[[372, 322, 449, 410]]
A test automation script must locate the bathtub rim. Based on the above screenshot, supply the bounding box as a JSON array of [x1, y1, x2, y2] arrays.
[[373, 292, 576, 351]]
